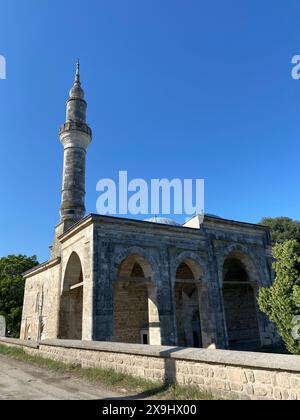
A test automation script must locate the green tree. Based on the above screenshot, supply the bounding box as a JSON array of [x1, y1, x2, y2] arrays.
[[0, 255, 38, 337], [258, 240, 300, 354], [259, 217, 300, 245]]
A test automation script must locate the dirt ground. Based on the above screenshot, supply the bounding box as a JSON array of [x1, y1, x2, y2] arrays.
[[0, 354, 124, 400]]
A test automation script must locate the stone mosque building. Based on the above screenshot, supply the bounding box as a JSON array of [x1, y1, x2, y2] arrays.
[[20, 63, 278, 351]]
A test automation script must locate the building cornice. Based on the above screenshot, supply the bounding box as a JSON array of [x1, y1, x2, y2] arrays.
[[57, 213, 270, 244], [23, 257, 61, 279]]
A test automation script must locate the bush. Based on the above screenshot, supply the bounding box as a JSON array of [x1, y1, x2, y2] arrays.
[[258, 240, 300, 354]]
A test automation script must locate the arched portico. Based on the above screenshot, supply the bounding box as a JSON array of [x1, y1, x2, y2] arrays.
[[174, 257, 204, 348], [113, 253, 161, 345], [222, 251, 261, 350], [58, 252, 84, 339]]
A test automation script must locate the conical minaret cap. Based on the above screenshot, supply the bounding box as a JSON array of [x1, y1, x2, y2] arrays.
[[69, 59, 85, 100]]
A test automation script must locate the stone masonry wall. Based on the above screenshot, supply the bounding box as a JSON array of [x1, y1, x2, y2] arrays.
[[0, 338, 299, 400], [113, 282, 149, 343], [92, 214, 278, 349], [21, 222, 94, 342], [20, 262, 61, 341]]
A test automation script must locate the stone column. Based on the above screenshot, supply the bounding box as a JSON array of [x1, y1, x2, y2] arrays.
[[147, 284, 162, 345], [92, 240, 114, 341], [197, 283, 217, 349]]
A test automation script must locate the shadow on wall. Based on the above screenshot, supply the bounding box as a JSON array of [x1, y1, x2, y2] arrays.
[[160, 347, 183, 385], [104, 347, 184, 401]]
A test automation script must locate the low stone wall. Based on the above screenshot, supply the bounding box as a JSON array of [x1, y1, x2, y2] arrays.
[[0, 337, 299, 400]]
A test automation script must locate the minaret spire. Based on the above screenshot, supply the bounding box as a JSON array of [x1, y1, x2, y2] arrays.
[[75, 58, 80, 83], [68, 59, 85, 103]]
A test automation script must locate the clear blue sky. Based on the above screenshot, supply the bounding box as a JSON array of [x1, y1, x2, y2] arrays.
[[0, 0, 300, 262]]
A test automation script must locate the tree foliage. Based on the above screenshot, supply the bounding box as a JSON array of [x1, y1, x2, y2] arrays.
[[0, 255, 38, 337], [259, 217, 300, 245], [258, 240, 300, 354]]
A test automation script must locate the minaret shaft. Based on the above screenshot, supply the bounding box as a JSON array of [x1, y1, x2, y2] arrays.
[[60, 141, 87, 222]]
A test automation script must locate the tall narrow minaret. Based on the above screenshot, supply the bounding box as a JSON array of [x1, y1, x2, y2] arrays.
[[51, 61, 92, 257], [59, 60, 92, 225]]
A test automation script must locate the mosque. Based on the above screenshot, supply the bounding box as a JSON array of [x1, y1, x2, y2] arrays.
[[20, 63, 278, 350]]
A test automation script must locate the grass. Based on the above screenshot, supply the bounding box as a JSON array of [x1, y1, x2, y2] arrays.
[[0, 343, 214, 400]]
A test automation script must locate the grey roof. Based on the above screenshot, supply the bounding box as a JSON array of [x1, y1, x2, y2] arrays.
[[144, 217, 181, 226], [205, 213, 222, 219]]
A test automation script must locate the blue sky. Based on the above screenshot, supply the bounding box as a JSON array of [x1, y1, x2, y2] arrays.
[[0, 0, 300, 262]]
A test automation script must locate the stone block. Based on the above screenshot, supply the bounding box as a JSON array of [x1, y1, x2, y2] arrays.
[[253, 385, 268, 397], [254, 370, 272, 384], [276, 373, 291, 389], [230, 382, 244, 392], [227, 368, 247, 383], [245, 370, 255, 383]]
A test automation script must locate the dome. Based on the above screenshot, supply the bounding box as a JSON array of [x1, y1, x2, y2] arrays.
[[144, 217, 180, 226]]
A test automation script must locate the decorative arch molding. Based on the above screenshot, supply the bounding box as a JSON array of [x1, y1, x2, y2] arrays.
[[110, 246, 160, 285], [217, 244, 264, 288], [171, 250, 209, 285]]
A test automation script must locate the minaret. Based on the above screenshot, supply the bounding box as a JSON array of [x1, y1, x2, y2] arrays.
[[51, 61, 92, 257], [59, 60, 92, 226]]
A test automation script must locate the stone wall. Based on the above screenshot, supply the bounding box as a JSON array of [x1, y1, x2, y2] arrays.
[[21, 221, 94, 342], [20, 259, 61, 341], [59, 222, 94, 340], [92, 214, 278, 349], [223, 284, 260, 349], [1, 338, 299, 400], [113, 281, 149, 343], [21, 213, 280, 349]]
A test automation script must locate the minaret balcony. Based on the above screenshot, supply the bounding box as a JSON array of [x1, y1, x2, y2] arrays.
[[59, 121, 92, 137]]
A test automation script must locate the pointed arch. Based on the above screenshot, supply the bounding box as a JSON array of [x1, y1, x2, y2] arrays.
[[59, 252, 83, 339], [113, 250, 161, 345], [174, 256, 203, 348], [222, 250, 261, 350]]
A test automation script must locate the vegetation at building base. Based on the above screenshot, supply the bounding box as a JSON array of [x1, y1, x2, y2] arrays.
[[258, 217, 300, 354], [258, 240, 300, 355], [0, 343, 214, 400], [0, 255, 38, 337]]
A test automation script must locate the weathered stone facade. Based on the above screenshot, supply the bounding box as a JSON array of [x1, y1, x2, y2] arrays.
[[21, 212, 278, 350], [20, 63, 279, 351]]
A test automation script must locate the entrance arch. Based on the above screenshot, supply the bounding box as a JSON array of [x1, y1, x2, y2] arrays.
[[59, 252, 83, 339], [222, 253, 261, 350], [113, 254, 160, 345], [175, 259, 203, 348]]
